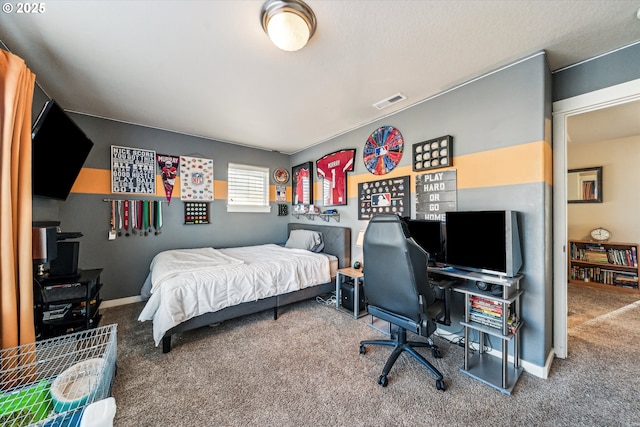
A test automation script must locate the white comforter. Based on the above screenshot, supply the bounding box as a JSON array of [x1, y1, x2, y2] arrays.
[[138, 244, 331, 346]]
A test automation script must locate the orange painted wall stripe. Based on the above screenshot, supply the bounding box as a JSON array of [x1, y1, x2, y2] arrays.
[[72, 169, 292, 202], [454, 140, 551, 189], [70, 168, 111, 194], [72, 141, 550, 201], [346, 140, 550, 199]]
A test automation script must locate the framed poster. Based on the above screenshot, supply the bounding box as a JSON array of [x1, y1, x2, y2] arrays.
[[358, 175, 410, 220], [292, 162, 313, 206], [363, 125, 404, 175], [180, 156, 214, 201], [316, 149, 355, 206], [111, 145, 156, 194]]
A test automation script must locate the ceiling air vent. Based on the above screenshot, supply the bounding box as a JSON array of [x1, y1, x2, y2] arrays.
[[372, 93, 407, 110]]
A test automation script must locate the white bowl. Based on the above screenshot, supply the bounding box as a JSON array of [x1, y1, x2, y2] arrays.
[[50, 358, 105, 412]]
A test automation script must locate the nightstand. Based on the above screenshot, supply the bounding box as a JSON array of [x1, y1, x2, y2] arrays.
[[335, 267, 365, 319]]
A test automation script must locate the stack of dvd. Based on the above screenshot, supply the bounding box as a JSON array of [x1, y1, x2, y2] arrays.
[[468, 296, 519, 334]]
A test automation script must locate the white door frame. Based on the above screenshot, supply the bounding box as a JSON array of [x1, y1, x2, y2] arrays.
[[552, 78, 640, 359]]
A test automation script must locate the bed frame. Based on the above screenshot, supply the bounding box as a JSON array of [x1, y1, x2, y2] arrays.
[[160, 223, 351, 353]]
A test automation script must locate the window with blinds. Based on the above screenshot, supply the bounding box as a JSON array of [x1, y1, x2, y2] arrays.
[[227, 163, 271, 213]]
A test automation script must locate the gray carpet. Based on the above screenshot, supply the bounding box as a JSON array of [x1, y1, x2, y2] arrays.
[[101, 287, 640, 427]]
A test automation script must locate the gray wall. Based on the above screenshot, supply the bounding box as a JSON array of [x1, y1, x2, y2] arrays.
[[553, 42, 640, 101], [291, 53, 552, 368], [32, 97, 290, 300]]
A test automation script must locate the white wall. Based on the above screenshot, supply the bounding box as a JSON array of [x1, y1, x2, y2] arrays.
[[568, 135, 640, 244]]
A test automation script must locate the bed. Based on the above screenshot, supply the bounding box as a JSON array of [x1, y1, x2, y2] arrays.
[[138, 223, 351, 352]]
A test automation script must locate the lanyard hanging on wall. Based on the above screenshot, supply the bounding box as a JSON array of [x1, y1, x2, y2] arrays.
[[154, 200, 163, 235], [124, 200, 130, 237], [142, 200, 149, 236]]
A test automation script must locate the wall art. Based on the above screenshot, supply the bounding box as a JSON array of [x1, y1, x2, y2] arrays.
[[415, 169, 457, 221], [358, 175, 409, 220], [292, 162, 313, 206], [316, 149, 355, 206], [111, 145, 156, 195], [157, 154, 179, 203], [413, 135, 452, 172], [180, 156, 214, 201], [363, 125, 404, 175]]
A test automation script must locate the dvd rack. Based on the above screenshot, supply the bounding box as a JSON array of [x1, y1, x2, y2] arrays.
[[428, 267, 524, 395]]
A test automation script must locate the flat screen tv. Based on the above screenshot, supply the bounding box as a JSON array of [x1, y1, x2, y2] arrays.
[[445, 210, 522, 277], [406, 219, 444, 264], [32, 100, 94, 200]]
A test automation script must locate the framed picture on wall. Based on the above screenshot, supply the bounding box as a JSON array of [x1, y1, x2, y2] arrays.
[[358, 175, 410, 220], [316, 149, 356, 206], [111, 145, 156, 195], [292, 162, 313, 207]]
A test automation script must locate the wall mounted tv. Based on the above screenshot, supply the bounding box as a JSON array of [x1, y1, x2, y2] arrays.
[[32, 100, 94, 201], [406, 219, 445, 264], [445, 210, 523, 277]]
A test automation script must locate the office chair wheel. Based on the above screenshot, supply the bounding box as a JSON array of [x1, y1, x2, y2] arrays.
[[377, 375, 388, 387], [436, 379, 446, 391], [359, 345, 366, 355], [432, 348, 442, 359]]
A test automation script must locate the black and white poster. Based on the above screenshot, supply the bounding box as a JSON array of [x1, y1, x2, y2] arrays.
[[358, 175, 410, 220], [111, 145, 156, 194], [415, 170, 457, 221]]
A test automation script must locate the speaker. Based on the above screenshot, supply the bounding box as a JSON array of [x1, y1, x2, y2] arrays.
[[49, 241, 80, 277], [340, 280, 365, 312]]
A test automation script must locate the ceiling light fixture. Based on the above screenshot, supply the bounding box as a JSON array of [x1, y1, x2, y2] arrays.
[[261, 0, 317, 52]]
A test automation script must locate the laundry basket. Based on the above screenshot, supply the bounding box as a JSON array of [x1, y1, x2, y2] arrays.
[[0, 324, 117, 427]]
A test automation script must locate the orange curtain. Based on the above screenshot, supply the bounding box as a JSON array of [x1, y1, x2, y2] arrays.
[[0, 49, 36, 355]]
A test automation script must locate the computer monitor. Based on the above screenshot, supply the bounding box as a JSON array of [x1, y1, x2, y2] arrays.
[[406, 219, 444, 264], [445, 210, 522, 277]]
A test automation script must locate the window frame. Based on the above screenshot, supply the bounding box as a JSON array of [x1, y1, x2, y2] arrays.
[[227, 163, 271, 213]]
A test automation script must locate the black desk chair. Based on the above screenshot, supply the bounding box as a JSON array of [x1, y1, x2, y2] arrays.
[[359, 214, 447, 390]]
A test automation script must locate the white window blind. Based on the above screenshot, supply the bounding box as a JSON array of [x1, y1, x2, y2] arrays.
[[227, 163, 271, 213]]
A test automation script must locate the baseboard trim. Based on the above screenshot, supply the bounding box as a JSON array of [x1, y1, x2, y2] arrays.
[[101, 295, 144, 309], [435, 326, 550, 379]]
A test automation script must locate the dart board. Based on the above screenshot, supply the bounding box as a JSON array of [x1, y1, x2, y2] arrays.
[[363, 125, 404, 175]]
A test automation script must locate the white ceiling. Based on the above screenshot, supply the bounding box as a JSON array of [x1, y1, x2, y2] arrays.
[[1, 1, 640, 154]]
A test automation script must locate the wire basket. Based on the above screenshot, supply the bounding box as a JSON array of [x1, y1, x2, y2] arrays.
[[0, 324, 117, 427]]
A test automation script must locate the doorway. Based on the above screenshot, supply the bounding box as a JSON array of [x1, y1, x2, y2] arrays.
[[552, 78, 640, 359]]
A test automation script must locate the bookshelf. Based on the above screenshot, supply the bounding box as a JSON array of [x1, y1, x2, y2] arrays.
[[568, 240, 639, 293]]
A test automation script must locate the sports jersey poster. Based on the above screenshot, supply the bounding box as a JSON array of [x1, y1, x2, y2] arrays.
[[316, 149, 356, 206], [180, 156, 214, 201], [292, 162, 313, 206], [157, 154, 179, 204], [358, 175, 410, 220]]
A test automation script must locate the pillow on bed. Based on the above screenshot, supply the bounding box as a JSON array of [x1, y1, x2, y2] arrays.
[[285, 230, 324, 252]]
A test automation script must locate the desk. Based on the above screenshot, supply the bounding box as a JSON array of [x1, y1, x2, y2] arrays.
[[429, 266, 524, 394], [335, 267, 365, 319]]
